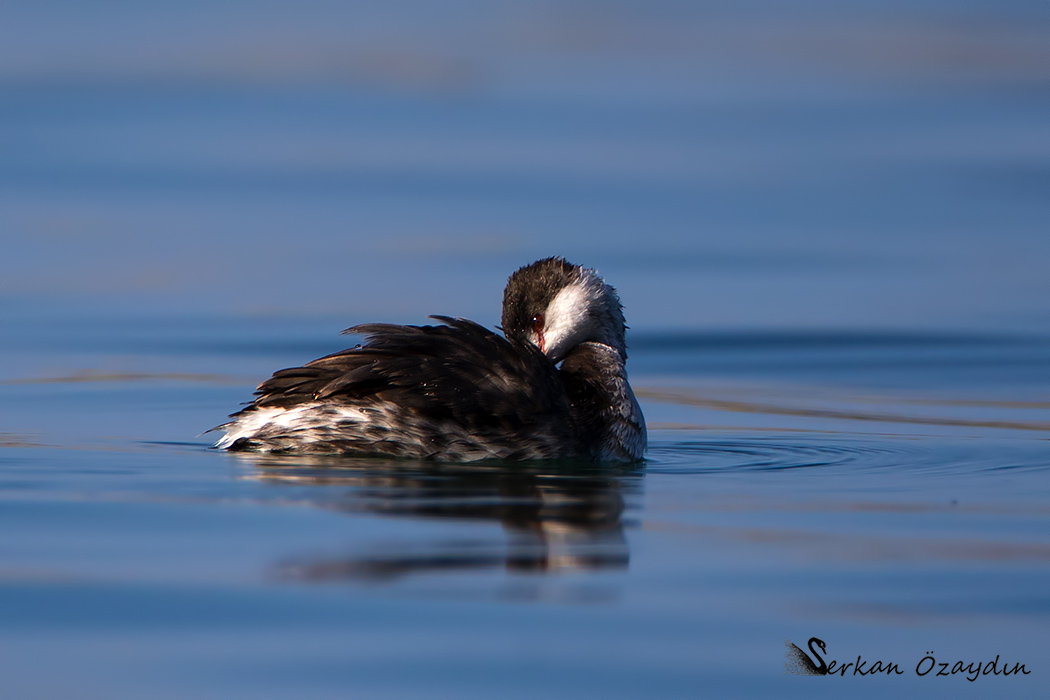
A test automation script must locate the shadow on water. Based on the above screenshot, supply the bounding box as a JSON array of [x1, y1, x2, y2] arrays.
[[231, 453, 643, 581]]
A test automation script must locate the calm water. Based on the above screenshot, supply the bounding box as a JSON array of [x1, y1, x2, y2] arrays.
[[2, 319, 1048, 699], [3, 0, 1050, 697]]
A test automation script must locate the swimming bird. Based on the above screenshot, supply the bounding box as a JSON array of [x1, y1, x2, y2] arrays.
[[215, 257, 646, 462]]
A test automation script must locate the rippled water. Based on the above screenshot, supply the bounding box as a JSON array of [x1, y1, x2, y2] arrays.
[[4, 0, 1050, 696], [2, 318, 1049, 699]]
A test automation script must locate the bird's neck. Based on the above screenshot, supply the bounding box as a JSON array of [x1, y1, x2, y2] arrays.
[[559, 342, 646, 462]]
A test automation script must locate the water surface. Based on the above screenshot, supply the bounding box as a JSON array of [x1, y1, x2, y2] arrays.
[[3, 0, 1050, 697], [2, 318, 1048, 699]]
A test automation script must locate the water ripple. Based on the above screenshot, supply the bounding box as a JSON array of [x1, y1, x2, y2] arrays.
[[644, 434, 1050, 476], [645, 436, 909, 474]]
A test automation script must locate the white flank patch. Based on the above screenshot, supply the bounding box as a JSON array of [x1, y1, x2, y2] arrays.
[[215, 403, 367, 449]]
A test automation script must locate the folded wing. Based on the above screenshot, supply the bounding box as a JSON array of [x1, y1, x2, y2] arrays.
[[220, 317, 581, 460]]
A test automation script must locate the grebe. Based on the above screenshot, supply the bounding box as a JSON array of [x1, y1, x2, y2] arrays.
[[215, 257, 646, 462]]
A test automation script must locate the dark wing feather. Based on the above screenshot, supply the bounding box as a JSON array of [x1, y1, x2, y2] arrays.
[[231, 317, 579, 448]]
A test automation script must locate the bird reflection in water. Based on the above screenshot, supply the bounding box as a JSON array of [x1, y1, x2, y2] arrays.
[[236, 454, 641, 581]]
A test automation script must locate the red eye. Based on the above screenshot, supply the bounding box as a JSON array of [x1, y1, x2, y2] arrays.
[[530, 314, 547, 353]]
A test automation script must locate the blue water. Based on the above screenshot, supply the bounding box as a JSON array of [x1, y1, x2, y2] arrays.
[[3, 1, 1050, 698], [3, 319, 1048, 699]]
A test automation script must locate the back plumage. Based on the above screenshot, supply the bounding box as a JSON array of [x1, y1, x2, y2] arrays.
[[217, 317, 583, 461]]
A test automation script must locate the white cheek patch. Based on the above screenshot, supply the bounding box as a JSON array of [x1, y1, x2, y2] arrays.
[[543, 278, 597, 362]]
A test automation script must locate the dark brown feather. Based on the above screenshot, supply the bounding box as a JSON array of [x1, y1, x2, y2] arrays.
[[228, 317, 587, 457]]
